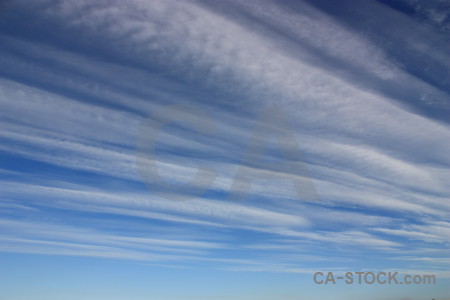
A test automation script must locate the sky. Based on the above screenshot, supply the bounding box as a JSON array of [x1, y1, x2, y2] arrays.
[[0, 0, 450, 299]]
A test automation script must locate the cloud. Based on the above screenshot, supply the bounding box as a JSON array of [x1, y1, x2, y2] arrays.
[[0, 0, 449, 275]]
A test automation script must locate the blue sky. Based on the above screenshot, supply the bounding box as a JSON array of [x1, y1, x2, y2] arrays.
[[0, 0, 450, 299]]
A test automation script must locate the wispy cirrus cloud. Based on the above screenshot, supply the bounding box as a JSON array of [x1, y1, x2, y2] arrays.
[[0, 0, 449, 281]]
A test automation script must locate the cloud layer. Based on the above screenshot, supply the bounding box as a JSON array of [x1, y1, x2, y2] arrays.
[[1, 0, 449, 281]]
